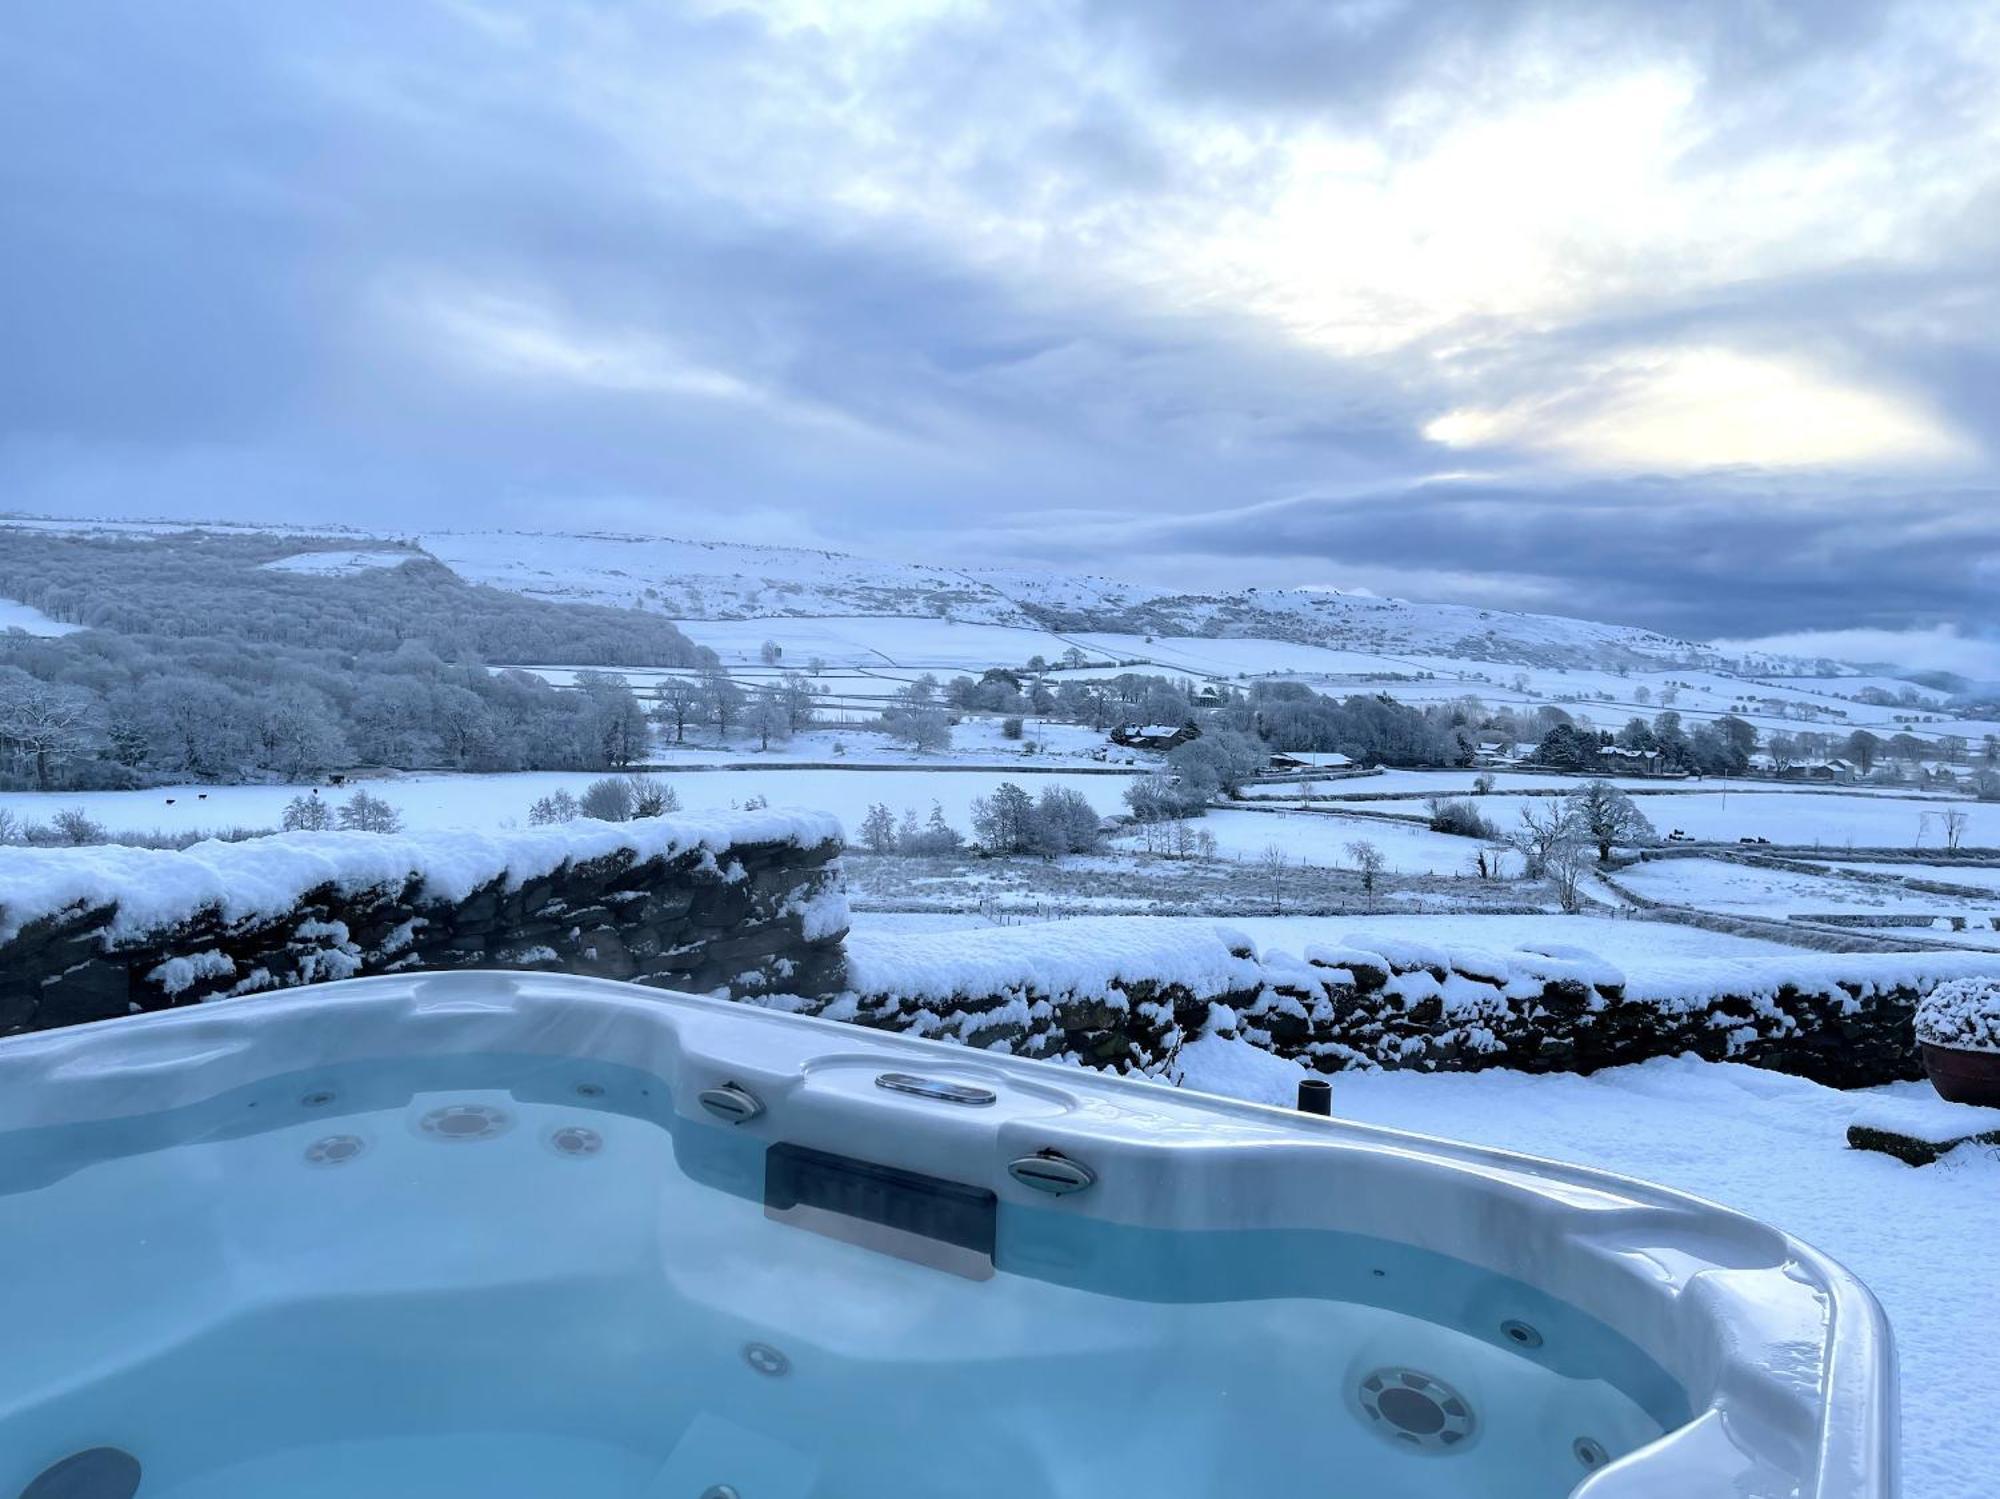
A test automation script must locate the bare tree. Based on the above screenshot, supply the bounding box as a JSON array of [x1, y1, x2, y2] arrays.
[[1257, 842, 1290, 913], [651, 677, 701, 744], [697, 666, 744, 743], [1344, 840, 1385, 903], [1545, 833, 1594, 912], [1510, 798, 1583, 878], [748, 692, 792, 752]]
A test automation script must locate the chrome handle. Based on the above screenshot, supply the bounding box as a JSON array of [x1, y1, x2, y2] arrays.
[[874, 1072, 996, 1107]]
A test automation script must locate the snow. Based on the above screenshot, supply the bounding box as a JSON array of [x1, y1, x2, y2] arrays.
[[1353, 789, 1989, 850], [1168, 1049, 2000, 1499], [1848, 1090, 2000, 1144], [1916, 977, 2000, 1053], [0, 809, 842, 944], [844, 916, 1262, 1006], [259, 549, 417, 575], [843, 915, 1997, 1022], [0, 767, 1138, 844], [667, 615, 1092, 671], [1843, 861, 2000, 892], [1189, 807, 1507, 874], [420, 530, 1038, 625], [1616, 857, 2000, 918], [0, 598, 81, 636]]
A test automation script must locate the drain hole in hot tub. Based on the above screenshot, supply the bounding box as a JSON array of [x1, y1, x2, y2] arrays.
[[547, 1125, 603, 1158], [1500, 1318, 1544, 1349], [304, 1134, 365, 1167], [575, 1082, 606, 1099], [743, 1342, 790, 1377], [1357, 1369, 1475, 1453], [18, 1447, 141, 1499], [300, 1089, 336, 1108], [1574, 1437, 1609, 1469], [418, 1104, 512, 1142]]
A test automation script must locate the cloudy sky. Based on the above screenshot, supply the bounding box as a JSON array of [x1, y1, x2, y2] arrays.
[[4, 1, 1998, 661]]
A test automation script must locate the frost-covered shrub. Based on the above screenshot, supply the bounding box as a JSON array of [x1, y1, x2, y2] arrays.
[[1426, 796, 1499, 840], [336, 789, 402, 834], [48, 807, 107, 845], [1001, 716, 1025, 740], [281, 794, 335, 832], [624, 774, 679, 819], [578, 777, 634, 822], [1916, 978, 2000, 1054], [528, 789, 580, 825]]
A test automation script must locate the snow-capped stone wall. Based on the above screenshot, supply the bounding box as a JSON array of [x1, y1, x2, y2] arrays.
[[0, 811, 848, 1035], [761, 919, 2000, 1088]]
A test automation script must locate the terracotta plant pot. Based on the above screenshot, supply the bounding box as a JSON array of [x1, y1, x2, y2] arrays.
[[1921, 1042, 2000, 1108]]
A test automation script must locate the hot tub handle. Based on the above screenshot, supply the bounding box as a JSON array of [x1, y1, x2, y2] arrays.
[[1007, 1151, 1096, 1196], [697, 1083, 765, 1124]]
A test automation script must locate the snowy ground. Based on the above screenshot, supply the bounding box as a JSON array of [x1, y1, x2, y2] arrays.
[[850, 909, 1812, 961], [1842, 861, 2000, 891], [1169, 1047, 2000, 1499], [1616, 858, 2000, 919], [1324, 788, 1995, 851], [0, 766, 1143, 841], [0, 597, 81, 635], [1190, 806, 1513, 876]]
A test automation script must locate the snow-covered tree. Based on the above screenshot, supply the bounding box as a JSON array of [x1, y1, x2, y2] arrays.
[[528, 789, 581, 824], [0, 667, 98, 789], [698, 666, 745, 742], [970, 782, 1035, 852], [281, 793, 335, 832], [1567, 780, 1655, 861], [256, 685, 350, 780], [651, 677, 702, 744], [337, 789, 402, 833]]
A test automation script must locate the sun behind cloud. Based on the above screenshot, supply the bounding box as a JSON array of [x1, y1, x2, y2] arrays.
[[1425, 346, 1971, 471]]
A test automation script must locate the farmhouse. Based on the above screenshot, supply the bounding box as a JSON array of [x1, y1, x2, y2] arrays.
[[1268, 750, 1355, 772], [1111, 721, 1201, 751]]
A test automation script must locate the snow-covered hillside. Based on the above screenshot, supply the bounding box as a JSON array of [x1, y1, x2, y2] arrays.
[[418, 531, 1030, 626], [409, 529, 1751, 671], [0, 513, 1876, 679]]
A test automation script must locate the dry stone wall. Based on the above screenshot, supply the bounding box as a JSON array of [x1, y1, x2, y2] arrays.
[[768, 919, 2000, 1089], [0, 813, 847, 1036]]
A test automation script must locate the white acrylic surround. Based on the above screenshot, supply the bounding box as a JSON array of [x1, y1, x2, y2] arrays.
[[0, 970, 1895, 1499]]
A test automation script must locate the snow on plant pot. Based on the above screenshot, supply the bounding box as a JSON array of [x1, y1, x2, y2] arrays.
[[1915, 977, 2000, 1107]]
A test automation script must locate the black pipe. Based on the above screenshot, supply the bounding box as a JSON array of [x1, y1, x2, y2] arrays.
[[1296, 1077, 1332, 1116]]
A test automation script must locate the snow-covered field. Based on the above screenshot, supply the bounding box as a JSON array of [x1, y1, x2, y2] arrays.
[[850, 909, 1811, 961], [1190, 806, 1510, 875], [667, 615, 1104, 671], [259, 548, 416, 575], [0, 597, 81, 636], [1170, 1048, 1999, 1499], [1616, 858, 2000, 918], [1325, 788, 1994, 850], [1843, 861, 2000, 891], [0, 766, 1143, 841]]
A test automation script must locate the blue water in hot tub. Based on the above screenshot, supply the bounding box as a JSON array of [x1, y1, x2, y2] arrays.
[[0, 1053, 1687, 1498]]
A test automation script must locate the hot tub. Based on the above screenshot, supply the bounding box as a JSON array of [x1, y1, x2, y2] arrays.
[[0, 972, 1892, 1498]]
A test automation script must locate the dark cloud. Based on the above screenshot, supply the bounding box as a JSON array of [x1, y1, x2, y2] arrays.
[[1117, 478, 2000, 638], [0, 0, 1995, 642]]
